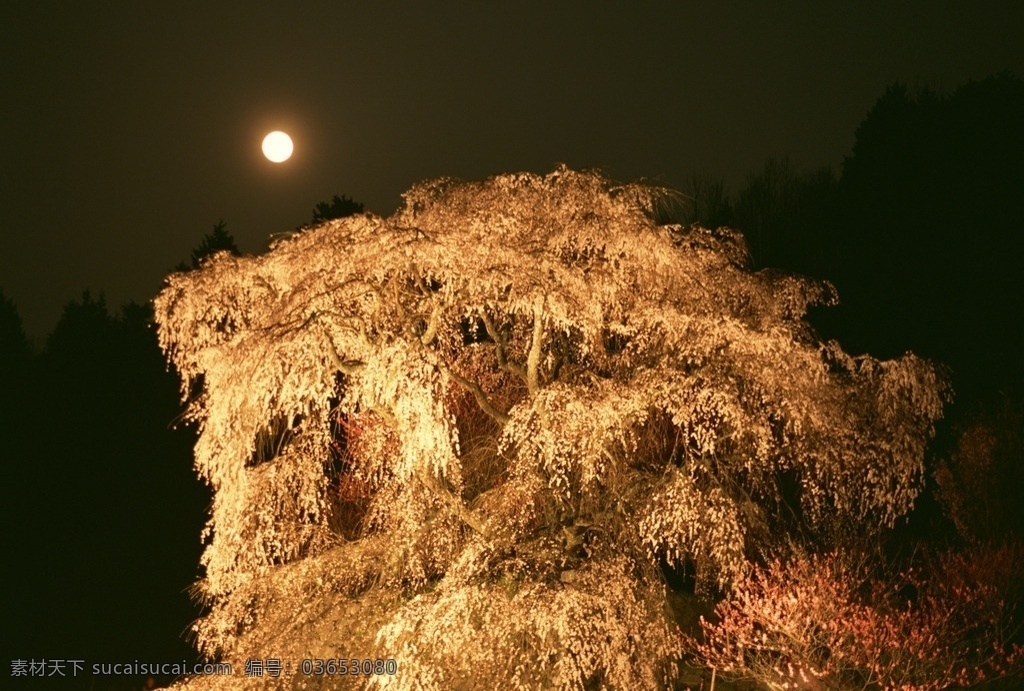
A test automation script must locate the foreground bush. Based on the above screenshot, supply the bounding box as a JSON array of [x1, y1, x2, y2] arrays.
[[691, 544, 1024, 690]]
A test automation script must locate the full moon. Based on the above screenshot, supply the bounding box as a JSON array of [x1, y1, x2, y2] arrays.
[[261, 131, 293, 162]]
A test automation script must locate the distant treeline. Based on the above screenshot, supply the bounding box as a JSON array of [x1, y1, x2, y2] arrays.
[[0, 190, 370, 689], [678, 72, 1024, 402]]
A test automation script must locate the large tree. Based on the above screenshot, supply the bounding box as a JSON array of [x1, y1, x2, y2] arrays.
[[832, 74, 1024, 392], [155, 167, 945, 689]]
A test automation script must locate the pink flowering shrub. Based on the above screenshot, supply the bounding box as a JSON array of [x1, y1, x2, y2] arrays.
[[691, 544, 1024, 690]]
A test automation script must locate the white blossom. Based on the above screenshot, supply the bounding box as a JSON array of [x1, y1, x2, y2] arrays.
[[156, 167, 946, 689]]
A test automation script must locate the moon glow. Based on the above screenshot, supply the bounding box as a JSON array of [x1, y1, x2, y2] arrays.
[[261, 131, 293, 162]]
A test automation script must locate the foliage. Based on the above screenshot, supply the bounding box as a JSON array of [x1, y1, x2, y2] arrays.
[[45, 289, 113, 358], [177, 220, 241, 272], [691, 544, 1024, 690], [1, 288, 207, 674], [732, 158, 839, 275], [678, 172, 733, 230], [934, 395, 1024, 543], [0, 288, 31, 376], [672, 160, 839, 277], [154, 167, 947, 689], [832, 73, 1024, 389], [311, 194, 365, 224]]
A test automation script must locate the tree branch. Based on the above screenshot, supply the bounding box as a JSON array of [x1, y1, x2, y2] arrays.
[[420, 303, 441, 345], [416, 469, 491, 540], [322, 330, 365, 375], [443, 362, 510, 426], [527, 296, 545, 395], [481, 311, 527, 382]]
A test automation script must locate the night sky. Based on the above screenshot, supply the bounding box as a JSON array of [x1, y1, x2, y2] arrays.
[[3, 2, 1022, 340]]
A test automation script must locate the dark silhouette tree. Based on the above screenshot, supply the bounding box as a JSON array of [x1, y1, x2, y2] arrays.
[[44, 289, 114, 361], [831, 73, 1024, 397], [675, 162, 840, 278], [732, 157, 839, 276], [0, 290, 34, 639], [192, 220, 240, 268], [0, 288, 31, 365], [0, 288, 31, 421], [3, 289, 208, 687], [677, 171, 733, 230], [175, 220, 242, 272], [311, 193, 364, 224]]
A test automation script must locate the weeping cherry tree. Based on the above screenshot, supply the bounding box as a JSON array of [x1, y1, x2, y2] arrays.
[[155, 167, 946, 689]]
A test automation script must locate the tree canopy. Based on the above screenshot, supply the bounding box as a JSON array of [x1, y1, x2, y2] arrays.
[[833, 73, 1024, 390], [155, 167, 946, 689]]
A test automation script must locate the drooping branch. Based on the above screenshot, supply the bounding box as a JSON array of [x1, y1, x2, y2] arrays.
[[481, 311, 527, 382], [420, 303, 441, 345], [442, 360, 510, 425], [526, 296, 545, 395], [415, 469, 491, 540], [322, 329, 366, 375]]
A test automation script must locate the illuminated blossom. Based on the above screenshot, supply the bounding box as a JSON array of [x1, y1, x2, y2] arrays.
[[691, 545, 1024, 690], [155, 168, 946, 689]]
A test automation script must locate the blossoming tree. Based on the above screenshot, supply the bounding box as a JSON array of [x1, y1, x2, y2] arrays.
[[155, 167, 946, 689]]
